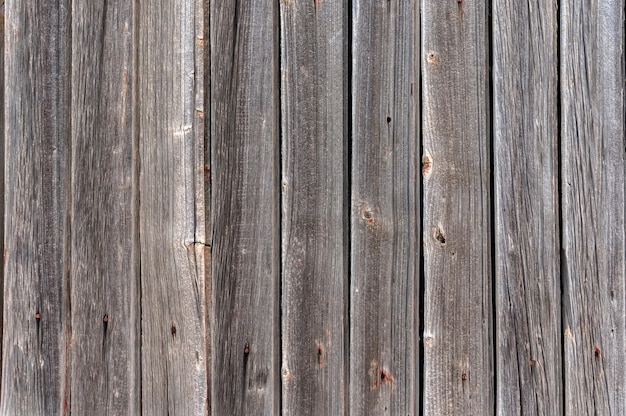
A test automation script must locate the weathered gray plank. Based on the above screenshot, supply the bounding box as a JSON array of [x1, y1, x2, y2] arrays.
[[493, 1, 561, 414], [69, 2, 139, 415], [280, 1, 345, 414], [210, 1, 280, 415], [561, 1, 626, 414], [350, 1, 418, 414], [138, 0, 208, 414], [421, 0, 492, 414], [1, 1, 71, 414]]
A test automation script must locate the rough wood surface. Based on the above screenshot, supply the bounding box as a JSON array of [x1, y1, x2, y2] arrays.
[[1, 1, 71, 414], [493, 1, 561, 415], [421, 1, 492, 414], [4, 2, 626, 414], [69, 2, 139, 415], [138, 0, 209, 414], [210, 1, 280, 415], [280, 1, 345, 414], [560, 1, 626, 414], [350, 1, 418, 415]]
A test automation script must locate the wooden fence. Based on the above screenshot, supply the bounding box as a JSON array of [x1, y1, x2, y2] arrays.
[[1, 0, 624, 415]]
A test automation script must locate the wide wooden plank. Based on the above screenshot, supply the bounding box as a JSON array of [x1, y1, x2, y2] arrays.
[[493, 1, 561, 414], [280, 1, 345, 414], [561, 1, 626, 414], [210, 1, 280, 415], [138, 0, 208, 414], [350, 1, 418, 414], [1, 1, 71, 414], [69, 2, 139, 415], [421, 0, 492, 414]]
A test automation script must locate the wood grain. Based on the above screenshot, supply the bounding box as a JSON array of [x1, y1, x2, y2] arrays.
[[138, 0, 209, 414], [350, 1, 418, 414], [210, 1, 280, 414], [280, 1, 345, 414], [1, 1, 71, 414], [561, 1, 626, 414], [3, 2, 626, 414], [421, 0, 492, 414], [493, 1, 561, 414], [69, 2, 139, 415]]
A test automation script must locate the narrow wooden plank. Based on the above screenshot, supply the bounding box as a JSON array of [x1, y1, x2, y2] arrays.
[[1, 1, 71, 414], [210, 1, 280, 414], [280, 1, 345, 414], [138, 0, 208, 414], [350, 1, 418, 414], [561, 1, 625, 414], [69, 2, 139, 414], [421, 0, 492, 414], [493, 1, 561, 414]]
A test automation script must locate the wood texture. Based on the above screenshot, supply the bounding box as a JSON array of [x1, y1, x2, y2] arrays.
[[280, 1, 345, 414], [1, 1, 71, 414], [493, 1, 561, 415], [561, 1, 626, 414], [210, 1, 280, 415], [138, 0, 209, 414], [69, 2, 138, 415], [4, 2, 626, 414], [350, 1, 418, 414], [421, 1, 492, 414]]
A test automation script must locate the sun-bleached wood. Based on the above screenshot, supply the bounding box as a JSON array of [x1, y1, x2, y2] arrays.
[[69, 2, 139, 414], [561, 1, 625, 414], [280, 1, 346, 414], [138, 1, 209, 414], [210, 1, 280, 414], [421, 1, 493, 414], [1, 1, 71, 414], [350, 1, 419, 414], [493, 1, 562, 414]]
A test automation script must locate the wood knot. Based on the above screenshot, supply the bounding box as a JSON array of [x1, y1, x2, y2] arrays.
[[422, 153, 433, 176], [433, 226, 446, 245], [361, 208, 375, 225]]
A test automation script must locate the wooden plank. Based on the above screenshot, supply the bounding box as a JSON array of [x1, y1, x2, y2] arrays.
[[421, 0, 492, 414], [493, 1, 561, 414], [210, 1, 280, 415], [69, 2, 139, 415], [280, 1, 345, 414], [561, 1, 626, 414], [138, 0, 208, 414], [1, 1, 71, 414], [350, 1, 418, 414]]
